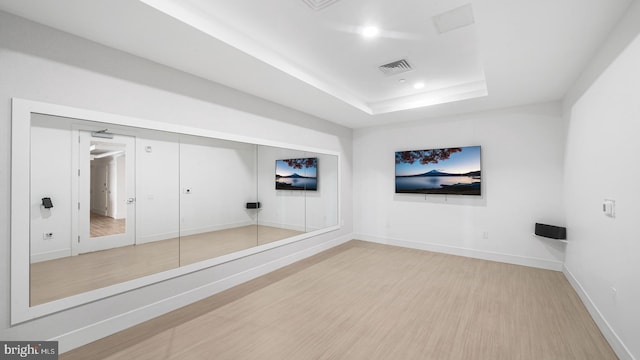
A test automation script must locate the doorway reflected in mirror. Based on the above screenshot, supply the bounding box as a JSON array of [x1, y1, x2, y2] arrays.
[[88, 141, 127, 238], [89, 212, 125, 237]]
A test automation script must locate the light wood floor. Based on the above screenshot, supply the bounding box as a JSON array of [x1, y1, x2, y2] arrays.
[[60, 241, 616, 360], [90, 212, 126, 238], [30, 225, 303, 305]]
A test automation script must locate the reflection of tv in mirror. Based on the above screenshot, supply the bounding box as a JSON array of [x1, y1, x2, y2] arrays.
[[395, 146, 481, 195], [275, 158, 318, 191]]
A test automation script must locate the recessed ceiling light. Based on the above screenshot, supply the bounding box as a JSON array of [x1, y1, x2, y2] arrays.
[[414, 82, 425, 89], [361, 26, 380, 38], [399, 79, 406, 84]]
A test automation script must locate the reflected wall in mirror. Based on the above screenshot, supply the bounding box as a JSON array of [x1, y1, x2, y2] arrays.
[[177, 135, 259, 265], [175, 138, 339, 265], [23, 106, 339, 313], [29, 114, 182, 306], [256, 147, 339, 244]]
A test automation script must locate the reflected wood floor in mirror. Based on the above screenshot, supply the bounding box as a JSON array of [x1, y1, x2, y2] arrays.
[[60, 241, 616, 360], [30, 225, 303, 305], [179, 225, 304, 266], [90, 212, 126, 238]]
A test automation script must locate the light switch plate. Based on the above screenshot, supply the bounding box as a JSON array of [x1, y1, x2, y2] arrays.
[[603, 199, 615, 218]]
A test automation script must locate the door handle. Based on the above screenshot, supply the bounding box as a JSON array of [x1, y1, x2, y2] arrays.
[[126, 198, 136, 204]]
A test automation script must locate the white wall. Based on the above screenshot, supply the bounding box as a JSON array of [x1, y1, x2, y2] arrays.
[[354, 102, 567, 270], [306, 153, 339, 231], [90, 159, 104, 214], [562, 2, 640, 359], [0, 11, 353, 351], [179, 136, 257, 235], [29, 117, 73, 262], [114, 154, 126, 219], [135, 135, 180, 244]]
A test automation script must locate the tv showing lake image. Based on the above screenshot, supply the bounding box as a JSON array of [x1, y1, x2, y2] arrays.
[[395, 146, 481, 195], [275, 157, 318, 191]]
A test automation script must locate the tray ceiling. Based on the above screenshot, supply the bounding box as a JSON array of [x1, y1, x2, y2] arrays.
[[0, 0, 632, 127]]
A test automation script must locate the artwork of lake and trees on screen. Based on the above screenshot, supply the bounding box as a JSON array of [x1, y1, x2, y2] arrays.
[[275, 157, 318, 191], [395, 146, 481, 195]]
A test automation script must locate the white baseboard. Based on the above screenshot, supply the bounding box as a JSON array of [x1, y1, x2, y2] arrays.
[[258, 220, 306, 232], [178, 221, 254, 237], [563, 265, 635, 360], [31, 248, 71, 263], [136, 231, 180, 245], [355, 234, 564, 271], [53, 233, 353, 353], [136, 222, 321, 244]]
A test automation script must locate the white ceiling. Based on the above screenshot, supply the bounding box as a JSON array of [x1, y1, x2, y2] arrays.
[[0, 0, 633, 128]]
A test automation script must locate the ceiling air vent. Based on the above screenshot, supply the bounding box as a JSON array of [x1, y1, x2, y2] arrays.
[[302, 0, 341, 11], [378, 59, 413, 76], [433, 4, 475, 34]]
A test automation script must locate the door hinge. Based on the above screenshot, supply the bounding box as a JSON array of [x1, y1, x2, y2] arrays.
[[78, 169, 80, 176], [78, 236, 80, 243], [78, 202, 80, 210]]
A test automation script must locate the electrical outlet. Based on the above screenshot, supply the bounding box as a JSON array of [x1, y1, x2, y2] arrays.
[[482, 231, 489, 239], [43, 232, 54, 240]]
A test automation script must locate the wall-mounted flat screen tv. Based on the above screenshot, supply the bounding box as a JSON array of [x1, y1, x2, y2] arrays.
[[395, 146, 481, 195], [275, 157, 318, 191]]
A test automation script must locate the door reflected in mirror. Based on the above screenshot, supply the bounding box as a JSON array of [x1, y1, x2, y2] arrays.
[[83, 134, 135, 255]]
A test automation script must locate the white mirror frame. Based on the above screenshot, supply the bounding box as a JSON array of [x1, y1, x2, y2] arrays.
[[11, 98, 341, 324]]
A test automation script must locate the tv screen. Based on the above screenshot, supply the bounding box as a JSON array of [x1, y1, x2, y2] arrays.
[[395, 146, 481, 195], [275, 157, 318, 191]]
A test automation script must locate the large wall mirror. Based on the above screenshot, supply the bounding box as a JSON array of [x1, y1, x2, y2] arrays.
[[11, 99, 340, 323]]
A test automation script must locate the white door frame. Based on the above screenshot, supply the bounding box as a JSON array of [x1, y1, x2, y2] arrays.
[[72, 130, 136, 255]]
